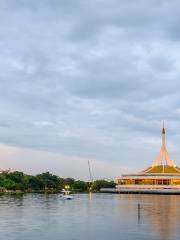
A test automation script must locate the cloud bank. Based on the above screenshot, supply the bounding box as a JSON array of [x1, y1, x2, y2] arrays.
[[0, 0, 180, 177]]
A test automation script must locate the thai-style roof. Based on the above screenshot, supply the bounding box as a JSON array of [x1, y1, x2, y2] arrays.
[[143, 165, 180, 174], [141, 124, 180, 174], [116, 124, 180, 179]]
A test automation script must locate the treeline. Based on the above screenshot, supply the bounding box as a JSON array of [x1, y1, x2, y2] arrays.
[[0, 171, 115, 193]]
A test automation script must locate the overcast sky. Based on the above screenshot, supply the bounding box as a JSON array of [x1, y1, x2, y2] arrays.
[[1, 0, 180, 179]]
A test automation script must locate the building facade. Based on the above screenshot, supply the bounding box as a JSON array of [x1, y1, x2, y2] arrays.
[[115, 125, 180, 193]]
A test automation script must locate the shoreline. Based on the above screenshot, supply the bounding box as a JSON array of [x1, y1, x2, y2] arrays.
[[100, 187, 180, 195]]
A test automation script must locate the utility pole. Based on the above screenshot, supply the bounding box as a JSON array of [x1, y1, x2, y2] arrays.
[[88, 160, 93, 192]]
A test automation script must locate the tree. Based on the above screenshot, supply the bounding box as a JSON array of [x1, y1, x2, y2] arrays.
[[72, 180, 88, 192], [92, 180, 116, 191], [36, 172, 63, 190], [2, 179, 16, 190], [28, 176, 44, 190], [8, 171, 29, 190]]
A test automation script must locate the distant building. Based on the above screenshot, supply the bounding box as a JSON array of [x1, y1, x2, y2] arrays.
[[105, 124, 180, 194]]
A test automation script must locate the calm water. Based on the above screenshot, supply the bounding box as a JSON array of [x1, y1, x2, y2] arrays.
[[0, 193, 179, 240]]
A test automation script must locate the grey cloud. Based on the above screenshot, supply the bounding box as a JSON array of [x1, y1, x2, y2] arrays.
[[1, 0, 180, 176]]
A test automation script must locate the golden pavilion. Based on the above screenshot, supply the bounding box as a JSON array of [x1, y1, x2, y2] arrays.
[[114, 124, 180, 193]]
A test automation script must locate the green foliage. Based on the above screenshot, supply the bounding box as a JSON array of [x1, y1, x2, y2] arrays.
[[28, 176, 44, 190], [72, 180, 88, 192], [2, 179, 16, 190], [8, 171, 29, 190], [91, 180, 116, 191], [36, 172, 63, 190], [0, 171, 63, 192], [0, 171, 115, 192], [23, 172, 64, 191]]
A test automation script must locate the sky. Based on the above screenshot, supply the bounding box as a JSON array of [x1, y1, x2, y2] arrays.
[[1, 0, 180, 179]]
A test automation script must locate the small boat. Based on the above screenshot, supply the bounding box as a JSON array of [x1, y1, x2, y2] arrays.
[[61, 189, 73, 200]]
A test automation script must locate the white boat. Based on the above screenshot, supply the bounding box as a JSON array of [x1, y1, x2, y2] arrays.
[[61, 189, 73, 200]]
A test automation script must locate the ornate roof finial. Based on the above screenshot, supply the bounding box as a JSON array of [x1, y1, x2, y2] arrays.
[[162, 120, 165, 134], [151, 122, 175, 167]]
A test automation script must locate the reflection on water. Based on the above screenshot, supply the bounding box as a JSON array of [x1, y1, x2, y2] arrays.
[[0, 193, 179, 240], [138, 195, 178, 240]]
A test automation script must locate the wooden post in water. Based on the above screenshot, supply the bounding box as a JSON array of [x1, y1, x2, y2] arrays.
[[138, 203, 141, 223]]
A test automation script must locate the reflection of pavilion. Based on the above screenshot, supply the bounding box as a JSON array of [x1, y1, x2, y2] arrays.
[[115, 125, 180, 193], [139, 195, 178, 240]]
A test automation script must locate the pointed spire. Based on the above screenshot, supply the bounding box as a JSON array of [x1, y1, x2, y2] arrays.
[[162, 120, 165, 134], [152, 122, 176, 167]]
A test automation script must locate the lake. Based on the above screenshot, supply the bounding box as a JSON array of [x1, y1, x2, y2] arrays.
[[0, 193, 179, 240]]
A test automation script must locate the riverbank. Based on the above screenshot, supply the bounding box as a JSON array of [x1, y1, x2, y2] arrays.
[[0, 170, 115, 193]]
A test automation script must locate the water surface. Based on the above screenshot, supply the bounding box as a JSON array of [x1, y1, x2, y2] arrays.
[[0, 193, 179, 240]]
